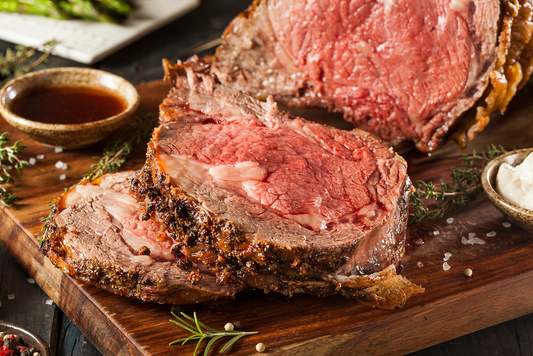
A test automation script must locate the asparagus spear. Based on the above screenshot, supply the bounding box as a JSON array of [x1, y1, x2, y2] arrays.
[[58, 0, 115, 22], [0, 0, 66, 19], [0, 0, 134, 22], [94, 0, 132, 15]]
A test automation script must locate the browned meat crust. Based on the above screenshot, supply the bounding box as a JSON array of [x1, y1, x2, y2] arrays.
[[454, 0, 533, 148], [41, 172, 239, 304]]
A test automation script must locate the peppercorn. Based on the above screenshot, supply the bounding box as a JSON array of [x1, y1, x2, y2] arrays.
[[256, 342, 266, 353], [464, 268, 473, 278], [232, 321, 243, 331], [171, 305, 182, 314], [3, 335, 14, 350]]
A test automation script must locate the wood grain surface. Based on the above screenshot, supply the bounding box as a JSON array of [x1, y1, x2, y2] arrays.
[[0, 79, 532, 356]]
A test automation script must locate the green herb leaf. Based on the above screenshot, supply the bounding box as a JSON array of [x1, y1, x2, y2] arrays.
[[169, 312, 258, 356], [82, 113, 157, 182], [0, 132, 28, 207], [409, 144, 508, 224]]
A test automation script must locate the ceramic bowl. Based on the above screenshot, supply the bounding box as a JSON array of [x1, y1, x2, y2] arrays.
[[0, 67, 139, 149], [0, 320, 51, 356], [482, 148, 533, 234]]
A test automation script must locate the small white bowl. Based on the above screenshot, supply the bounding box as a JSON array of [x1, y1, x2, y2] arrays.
[[0, 67, 139, 149], [482, 148, 533, 234]]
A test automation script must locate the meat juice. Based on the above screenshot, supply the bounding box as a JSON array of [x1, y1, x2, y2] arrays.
[[11, 85, 126, 124]]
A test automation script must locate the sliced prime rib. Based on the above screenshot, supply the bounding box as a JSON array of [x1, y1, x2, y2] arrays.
[[41, 171, 240, 304], [131, 59, 423, 309], [210, 0, 533, 152]]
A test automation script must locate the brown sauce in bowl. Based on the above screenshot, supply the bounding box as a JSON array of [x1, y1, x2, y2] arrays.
[[11, 85, 127, 125]]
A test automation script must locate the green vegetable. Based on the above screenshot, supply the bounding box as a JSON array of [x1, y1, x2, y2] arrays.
[[0, 0, 65, 18], [58, 0, 114, 23], [0, 0, 134, 23], [94, 0, 132, 14]]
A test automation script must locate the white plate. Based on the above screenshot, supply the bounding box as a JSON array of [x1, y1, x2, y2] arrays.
[[0, 0, 200, 64]]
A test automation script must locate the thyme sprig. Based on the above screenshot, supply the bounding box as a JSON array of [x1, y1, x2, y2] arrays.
[[170, 312, 258, 356], [0, 41, 56, 87], [0, 132, 28, 207], [83, 113, 157, 182], [409, 144, 508, 224]]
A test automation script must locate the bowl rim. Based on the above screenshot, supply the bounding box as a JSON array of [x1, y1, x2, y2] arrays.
[[482, 147, 533, 216], [0, 67, 139, 132]]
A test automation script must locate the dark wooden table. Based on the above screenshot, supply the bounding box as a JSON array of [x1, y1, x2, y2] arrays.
[[0, 1, 532, 355]]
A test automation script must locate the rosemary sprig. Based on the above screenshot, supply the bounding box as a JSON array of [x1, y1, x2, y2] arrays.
[[83, 113, 156, 182], [409, 144, 508, 224], [170, 312, 258, 356], [0, 132, 28, 207], [0, 41, 56, 87]]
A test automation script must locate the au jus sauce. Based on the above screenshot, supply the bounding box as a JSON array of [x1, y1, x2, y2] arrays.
[[11, 85, 126, 125]]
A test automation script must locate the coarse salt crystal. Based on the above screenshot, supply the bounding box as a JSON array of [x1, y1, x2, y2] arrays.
[[446, 217, 454, 224], [443, 262, 451, 271], [54, 146, 63, 153], [468, 232, 476, 238], [45, 299, 53, 306], [61, 162, 68, 170], [417, 261, 424, 268], [59, 174, 66, 180], [433, 230, 440, 236], [503, 222, 512, 228], [486, 231, 497, 237], [6, 165, 12, 170], [8, 294, 15, 300], [28, 157, 36, 165], [473, 237, 486, 245], [36, 154, 45, 159], [443, 252, 452, 261], [27, 278, 35, 284], [461, 236, 469, 245], [55, 161, 63, 169]]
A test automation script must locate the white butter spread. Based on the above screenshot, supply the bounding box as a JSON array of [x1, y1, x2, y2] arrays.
[[496, 152, 533, 211]]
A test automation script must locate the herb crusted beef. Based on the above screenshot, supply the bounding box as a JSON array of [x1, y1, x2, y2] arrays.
[[130, 59, 423, 309], [41, 171, 240, 304]]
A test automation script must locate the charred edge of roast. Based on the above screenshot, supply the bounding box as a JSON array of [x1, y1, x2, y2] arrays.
[[454, 0, 533, 149]]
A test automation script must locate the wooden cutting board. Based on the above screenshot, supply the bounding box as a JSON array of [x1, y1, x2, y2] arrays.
[[1, 80, 532, 356]]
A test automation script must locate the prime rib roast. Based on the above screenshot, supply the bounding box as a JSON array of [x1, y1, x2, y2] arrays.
[[41, 171, 240, 304], [210, 0, 533, 152], [130, 58, 423, 309]]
